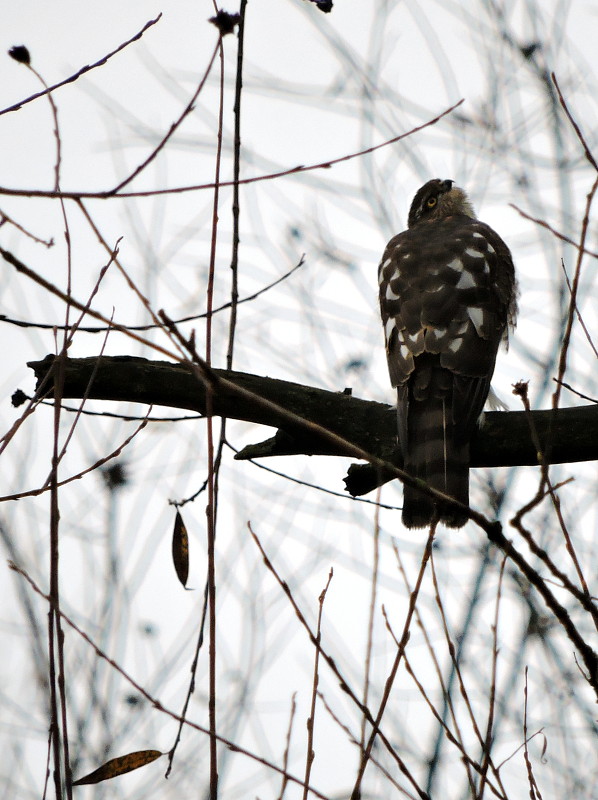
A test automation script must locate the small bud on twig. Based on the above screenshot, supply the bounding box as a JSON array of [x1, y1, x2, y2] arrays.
[[209, 11, 241, 36], [8, 45, 31, 65]]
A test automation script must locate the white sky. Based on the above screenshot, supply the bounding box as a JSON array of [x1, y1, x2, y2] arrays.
[[1, 2, 598, 799]]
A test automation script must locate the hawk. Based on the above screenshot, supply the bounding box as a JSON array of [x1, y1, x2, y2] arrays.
[[378, 179, 517, 528]]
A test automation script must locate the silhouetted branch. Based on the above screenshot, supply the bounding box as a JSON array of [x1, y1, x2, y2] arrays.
[[27, 355, 598, 497]]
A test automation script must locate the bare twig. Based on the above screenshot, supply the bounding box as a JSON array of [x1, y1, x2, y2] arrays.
[[303, 569, 333, 800], [0, 208, 54, 246], [202, 18, 227, 800], [477, 555, 508, 800], [43, 249, 121, 487], [552, 379, 598, 405], [248, 522, 429, 799], [512, 382, 593, 604], [1, 246, 189, 367], [553, 176, 598, 411], [75, 201, 188, 361], [8, 563, 331, 800], [227, 0, 247, 372], [111, 39, 220, 193], [0, 414, 149, 503], [1, 16, 163, 116], [26, 396, 202, 422], [276, 693, 297, 800], [522, 668, 545, 800], [360, 492, 381, 752], [317, 690, 415, 798], [552, 73, 598, 172], [429, 550, 508, 799], [391, 542, 477, 793], [351, 529, 435, 799], [559, 260, 598, 359], [20, 56, 76, 797], [509, 204, 598, 261], [0, 255, 306, 333], [0, 99, 464, 200], [381, 606, 506, 800]]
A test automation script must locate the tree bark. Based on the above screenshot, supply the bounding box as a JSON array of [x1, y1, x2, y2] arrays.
[[27, 354, 598, 496]]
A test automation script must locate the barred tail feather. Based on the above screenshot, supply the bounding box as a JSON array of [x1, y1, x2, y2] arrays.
[[402, 397, 470, 529]]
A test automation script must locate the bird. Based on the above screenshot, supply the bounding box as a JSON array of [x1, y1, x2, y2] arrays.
[[378, 179, 517, 528]]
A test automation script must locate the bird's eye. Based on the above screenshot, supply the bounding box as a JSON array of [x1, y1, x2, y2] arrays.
[[426, 196, 438, 208]]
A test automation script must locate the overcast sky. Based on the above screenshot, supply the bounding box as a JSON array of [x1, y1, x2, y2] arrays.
[[2, 3, 598, 798]]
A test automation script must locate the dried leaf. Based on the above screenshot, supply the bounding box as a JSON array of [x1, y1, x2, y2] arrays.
[[72, 749, 162, 786], [172, 510, 189, 587], [540, 732, 548, 763]]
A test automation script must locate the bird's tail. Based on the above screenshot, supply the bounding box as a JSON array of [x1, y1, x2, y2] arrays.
[[402, 395, 469, 529]]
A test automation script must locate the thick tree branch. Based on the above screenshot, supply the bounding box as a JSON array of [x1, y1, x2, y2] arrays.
[[27, 355, 598, 496]]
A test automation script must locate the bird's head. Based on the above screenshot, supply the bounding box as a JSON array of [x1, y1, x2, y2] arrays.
[[407, 179, 476, 227]]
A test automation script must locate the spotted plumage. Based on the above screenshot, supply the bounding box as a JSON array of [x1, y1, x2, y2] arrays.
[[379, 179, 517, 528]]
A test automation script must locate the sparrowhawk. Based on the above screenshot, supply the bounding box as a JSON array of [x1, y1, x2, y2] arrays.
[[378, 179, 517, 528]]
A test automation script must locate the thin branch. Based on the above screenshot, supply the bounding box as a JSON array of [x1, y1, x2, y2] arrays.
[[1, 16, 163, 116], [227, 0, 247, 371], [391, 543, 478, 794], [512, 383, 593, 605], [224, 439, 402, 511], [551, 73, 598, 172], [553, 176, 598, 410], [0, 255, 306, 333], [276, 693, 297, 800], [0, 415, 149, 503], [8, 563, 331, 800], [361, 494, 380, 752], [553, 379, 598, 405], [0, 99, 464, 200], [0, 208, 54, 246], [1, 246, 180, 360], [509, 204, 598, 260], [477, 555, 508, 800], [74, 201, 188, 361], [23, 57, 75, 797], [303, 569, 333, 800], [381, 606, 506, 800], [110, 38, 220, 193], [559, 260, 598, 359], [429, 552, 508, 799], [25, 396, 202, 422], [522, 668, 545, 800], [202, 22, 226, 800], [317, 689, 416, 799], [351, 529, 435, 799], [248, 523, 430, 799]]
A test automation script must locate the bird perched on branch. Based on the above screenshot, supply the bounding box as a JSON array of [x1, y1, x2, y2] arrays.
[[378, 179, 517, 528]]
